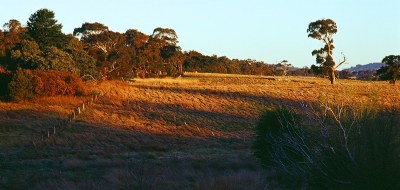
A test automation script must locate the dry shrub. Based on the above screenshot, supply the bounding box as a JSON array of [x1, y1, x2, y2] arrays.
[[33, 70, 87, 96], [7, 69, 87, 101]]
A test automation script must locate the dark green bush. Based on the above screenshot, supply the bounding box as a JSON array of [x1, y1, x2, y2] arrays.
[[253, 106, 400, 189], [8, 69, 36, 101], [253, 107, 302, 168]]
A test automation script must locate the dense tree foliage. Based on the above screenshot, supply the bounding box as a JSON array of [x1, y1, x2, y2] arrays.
[[27, 9, 69, 49], [73, 23, 188, 78], [337, 70, 353, 79], [10, 39, 44, 70], [354, 70, 377, 81], [183, 51, 274, 75], [377, 55, 400, 84]]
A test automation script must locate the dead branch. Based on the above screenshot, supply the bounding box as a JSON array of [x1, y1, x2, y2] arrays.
[[335, 52, 347, 69]]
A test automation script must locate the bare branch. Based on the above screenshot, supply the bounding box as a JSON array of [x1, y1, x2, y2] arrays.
[[335, 52, 347, 69]]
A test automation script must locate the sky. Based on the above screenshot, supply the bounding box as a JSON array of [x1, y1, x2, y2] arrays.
[[2, 0, 400, 69]]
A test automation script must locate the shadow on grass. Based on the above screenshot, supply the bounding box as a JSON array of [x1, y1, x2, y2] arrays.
[[5, 86, 390, 189], [0, 107, 269, 189], [0, 109, 65, 150], [95, 98, 256, 133], [132, 84, 309, 109], [134, 84, 274, 102]]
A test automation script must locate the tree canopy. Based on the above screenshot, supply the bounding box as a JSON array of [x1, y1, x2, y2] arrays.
[[377, 55, 400, 84], [27, 9, 69, 49], [1, 8, 281, 82]]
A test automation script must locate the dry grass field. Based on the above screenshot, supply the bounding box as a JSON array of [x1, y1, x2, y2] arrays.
[[0, 72, 399, 189]]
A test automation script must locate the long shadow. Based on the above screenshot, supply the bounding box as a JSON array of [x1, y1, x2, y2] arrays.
[[183, 74, 277, 80], [0, 108, 231, 160], [0, 108, 66, 145], [133, 84, 297, 107], [0, 108, 63, 122], [95, 98, 256, 132], [3, 92, 397, 189], [91, 84, 323, 139], [0, 107, 255, 189]]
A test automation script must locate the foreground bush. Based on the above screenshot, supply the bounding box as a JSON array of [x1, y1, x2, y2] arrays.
[[253, 105, 400, 189], [8, 69, 87, 101]]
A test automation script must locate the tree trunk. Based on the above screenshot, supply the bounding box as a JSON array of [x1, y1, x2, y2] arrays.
[[178, 63, 183, 76], [326, 44, 335, 85], [328, 67, 335, 85]]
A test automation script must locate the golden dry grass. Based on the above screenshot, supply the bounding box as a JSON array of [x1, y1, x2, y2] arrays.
[[0, 72, 399, 189], [86, 73, 399, 136]]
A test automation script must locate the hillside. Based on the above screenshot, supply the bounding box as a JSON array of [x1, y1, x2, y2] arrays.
[[1, 73, 399, 189], [345, 62, 385, 72]]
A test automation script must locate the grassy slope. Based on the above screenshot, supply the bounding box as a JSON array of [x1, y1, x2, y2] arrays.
[[0, 73, 399, 189]]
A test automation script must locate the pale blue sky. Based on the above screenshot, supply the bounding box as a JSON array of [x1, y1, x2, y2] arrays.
[[2, 0, 399, 68]]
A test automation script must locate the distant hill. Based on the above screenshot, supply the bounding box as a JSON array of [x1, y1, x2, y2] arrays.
[[344, 63, 384, 72]]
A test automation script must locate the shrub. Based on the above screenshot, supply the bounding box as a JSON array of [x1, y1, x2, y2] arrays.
[[8, 69, 36, 101], [253, 107, 301, 169], [7, 69, 87, 101], [253, 105, 400, 189], [33, 70, 87, 96]]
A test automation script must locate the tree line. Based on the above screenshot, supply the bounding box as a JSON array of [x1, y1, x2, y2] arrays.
[[0, 9, 398, 100], [0, 8, 280, 81]]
